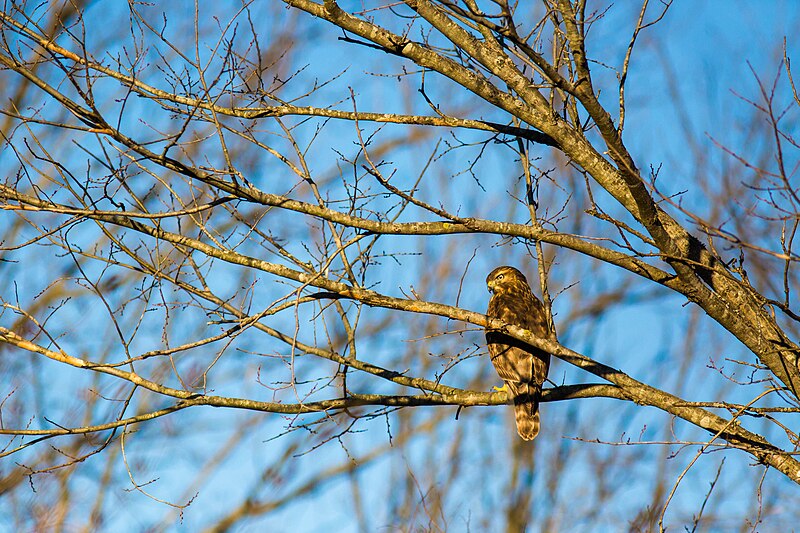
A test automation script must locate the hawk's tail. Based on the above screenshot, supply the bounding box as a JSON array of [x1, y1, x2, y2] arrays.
[[512, 385, 541, 441]]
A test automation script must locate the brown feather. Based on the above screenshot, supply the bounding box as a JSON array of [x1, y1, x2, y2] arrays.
[[485, 266, 553, 441]]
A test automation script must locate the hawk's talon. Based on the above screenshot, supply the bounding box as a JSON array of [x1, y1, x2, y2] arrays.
[[492, 383, 509, 393]]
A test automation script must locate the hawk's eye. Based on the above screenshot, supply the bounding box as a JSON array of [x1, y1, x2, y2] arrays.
[[496, 274, 504, 281]]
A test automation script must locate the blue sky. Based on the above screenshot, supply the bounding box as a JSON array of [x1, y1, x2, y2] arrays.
[[3, 1, 800, 531]]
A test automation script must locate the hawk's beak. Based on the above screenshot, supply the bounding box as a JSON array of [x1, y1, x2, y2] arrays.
[[487, 280, 494, 293]]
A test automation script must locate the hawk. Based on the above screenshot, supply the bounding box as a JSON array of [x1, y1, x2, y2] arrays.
[[485, 266, 553, 440]]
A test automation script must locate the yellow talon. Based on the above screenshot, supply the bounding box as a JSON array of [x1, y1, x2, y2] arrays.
[[492, 383, 509, 393]]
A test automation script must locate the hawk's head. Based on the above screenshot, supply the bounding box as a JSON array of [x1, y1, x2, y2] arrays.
[[486, 265, 528, 295]]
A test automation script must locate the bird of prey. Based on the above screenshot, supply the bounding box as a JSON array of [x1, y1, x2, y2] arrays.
[[486, 266, 553, 440]]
